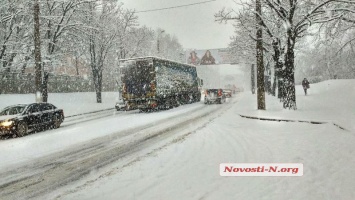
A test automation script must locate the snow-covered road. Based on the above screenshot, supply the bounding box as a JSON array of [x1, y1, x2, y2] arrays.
[[0, 96, 236, 200]]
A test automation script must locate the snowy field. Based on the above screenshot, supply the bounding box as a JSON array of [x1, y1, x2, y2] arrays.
[[0, 80, 354, 200]]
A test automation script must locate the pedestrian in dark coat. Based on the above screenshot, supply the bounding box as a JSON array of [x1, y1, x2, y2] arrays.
[[302, 78, 310, 95]]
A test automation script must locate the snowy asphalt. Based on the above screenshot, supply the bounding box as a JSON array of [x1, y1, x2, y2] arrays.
[[0, 98, 236, 200]]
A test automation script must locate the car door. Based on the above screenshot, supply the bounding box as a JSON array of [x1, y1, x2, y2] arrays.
[[26, 104, 42, 129], [39, 103, 51, 126]]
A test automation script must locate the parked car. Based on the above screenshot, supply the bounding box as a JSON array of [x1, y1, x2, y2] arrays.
[[204, 89, 226, 104], [223, 89, 233, 98], [0, 103, 64, 137]]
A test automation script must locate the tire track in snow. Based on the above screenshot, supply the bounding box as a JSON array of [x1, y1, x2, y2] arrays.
[[60, 102, 236, 199], [0, 99, 235, 200]]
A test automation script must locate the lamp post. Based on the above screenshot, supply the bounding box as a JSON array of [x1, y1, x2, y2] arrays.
[[157, 30, 165, 56]]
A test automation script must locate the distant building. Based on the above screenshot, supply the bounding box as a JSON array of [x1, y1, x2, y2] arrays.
[[185, 48, 232, 65]]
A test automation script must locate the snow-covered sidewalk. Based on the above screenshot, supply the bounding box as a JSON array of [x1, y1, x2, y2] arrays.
[[236, 80, 355, 132], [56, 80, 355, 200]]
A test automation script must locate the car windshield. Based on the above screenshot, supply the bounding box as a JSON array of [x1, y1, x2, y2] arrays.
[[0, 105, 26, 116]]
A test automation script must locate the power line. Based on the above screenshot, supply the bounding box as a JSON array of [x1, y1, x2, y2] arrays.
[[136, 0, 217, 13]]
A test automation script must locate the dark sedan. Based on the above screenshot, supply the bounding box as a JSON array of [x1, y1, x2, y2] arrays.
[[0, 103, 64, 137]]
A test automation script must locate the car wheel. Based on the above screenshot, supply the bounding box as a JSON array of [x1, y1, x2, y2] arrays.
[[53, 116, 62, 129], [16, 121, 28, 137]]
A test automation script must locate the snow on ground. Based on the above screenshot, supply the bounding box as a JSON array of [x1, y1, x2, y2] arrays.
[[1, 80, 354, 199], [57, 79, 355, 200], [238, 79, 355, 131]]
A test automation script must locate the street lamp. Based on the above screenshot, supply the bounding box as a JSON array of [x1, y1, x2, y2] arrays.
[[157, 30, 165, 56]]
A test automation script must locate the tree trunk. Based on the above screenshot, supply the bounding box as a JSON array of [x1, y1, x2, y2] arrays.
[[272, 39, 282, 98], [91, 63, 103, 103], [96, 86, 102, 103], [21, 55, 31, 74], [278, 78, 284, 100], [251, 64, 255, 94], [75, 56, 79, 76], [255, 0, 265, 110], [95, 69, 102, 103], [42, 72, 49, 102], [272, 74, 276, 96], [33, 0, 43, 103], [283, 35, 297, 109]]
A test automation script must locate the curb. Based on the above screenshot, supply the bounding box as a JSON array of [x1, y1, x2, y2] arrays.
[[238, 114, 348, 131], [66, 108, 116, 118]]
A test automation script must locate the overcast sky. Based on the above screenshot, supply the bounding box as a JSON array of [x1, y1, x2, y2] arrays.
[[120, 0, 237, 50]]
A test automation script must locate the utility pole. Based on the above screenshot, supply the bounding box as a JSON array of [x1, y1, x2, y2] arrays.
[[33, 0, 43, 102], [255, 0, 265, 110]]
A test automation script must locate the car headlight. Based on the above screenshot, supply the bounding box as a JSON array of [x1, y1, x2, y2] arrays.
[[1, 120, 14, 127]]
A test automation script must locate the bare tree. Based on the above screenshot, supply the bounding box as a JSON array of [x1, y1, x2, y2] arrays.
[[217, 0, 355, 109], [0, 0, 31, 72], [216, 0, 281, 106], [83, 1, 138, 103]]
